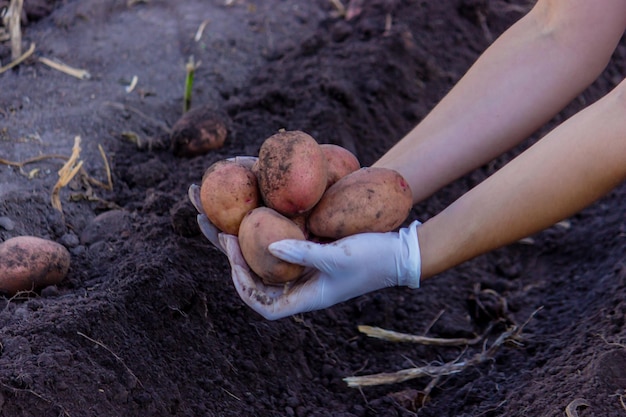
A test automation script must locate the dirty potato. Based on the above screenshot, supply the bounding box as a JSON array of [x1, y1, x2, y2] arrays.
[[255, 130, 328, 216], [0, 236, 71, 295], [238, 207, 306, 285], [308, 167, 413, 239], [320, 143, 360, 188], [200, 159, 260, 235], [171, 106, 229, 157]]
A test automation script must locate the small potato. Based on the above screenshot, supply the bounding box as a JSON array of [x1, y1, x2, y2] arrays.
[[238, 207, 306, 285], [171, 106, 229, 157], [320, 144, 360, 188], [308, 167, 413, 239], [0, 236, 70, 295], [200, 160, 260, 235], [256, 130, 328, 216]]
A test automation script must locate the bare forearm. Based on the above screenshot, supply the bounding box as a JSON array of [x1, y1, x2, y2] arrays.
[[418, 80, 626, 279], [375, 0, 626, 203]]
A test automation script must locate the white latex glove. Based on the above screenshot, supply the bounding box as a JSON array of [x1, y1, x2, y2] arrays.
[[189, 161, 422, 320]]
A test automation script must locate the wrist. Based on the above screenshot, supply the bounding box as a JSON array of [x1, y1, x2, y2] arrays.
[[396, 220, 422, 288]]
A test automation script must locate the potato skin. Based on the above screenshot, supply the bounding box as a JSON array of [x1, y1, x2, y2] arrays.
[[238, 207, 306, 285], [200, 160, 260, 235], [320, 144, 360, 188], [308, 167, 413, 239], [171, 106, 228, 157], [256, 130, 328, 216], [0, 236, 70, 295]]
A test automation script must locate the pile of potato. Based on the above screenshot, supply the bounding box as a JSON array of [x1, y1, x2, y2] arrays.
[[199, 130, 413, 285]]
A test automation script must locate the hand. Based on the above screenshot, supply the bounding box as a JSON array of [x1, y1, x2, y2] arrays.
[[189, 158, 422, 320], [221, 221, 422, 320]]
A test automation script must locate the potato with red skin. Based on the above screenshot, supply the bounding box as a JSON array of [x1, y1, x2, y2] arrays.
[[0, 236, 70, 295], [171, 106, 228, 157], [320, 144, 360, 188], [200, 160, 260, 235], [308, 167, 413, 239], [256, 130, 328, 216], [238, 207, 306, 285]]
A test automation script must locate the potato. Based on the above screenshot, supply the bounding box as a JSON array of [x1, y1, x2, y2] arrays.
[[0, 236, 70, 295], [171, 106, 228, 157], [200, 160, 260, 235], [238, 207, 306, 285], [308, 167, 413, 239], [320, 144, 360, 188], [256, 130, 328, 216]]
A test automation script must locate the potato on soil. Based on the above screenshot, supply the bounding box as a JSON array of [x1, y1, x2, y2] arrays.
[[171, 106, 229, 157], [200, 160, 260, 235], [238, 207, 306, 285], [0, 236, 70, 295], [320, 143, 360, 188], [308, 167, 413, 239], [256, 130, 328, 216]]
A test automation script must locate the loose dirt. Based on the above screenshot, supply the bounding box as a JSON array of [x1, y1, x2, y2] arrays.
[[1, 1, 625, 416]]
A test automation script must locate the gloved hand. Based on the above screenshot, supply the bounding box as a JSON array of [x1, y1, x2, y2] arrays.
[[189, 159, 422, 320], [239, 221, 422, 320]]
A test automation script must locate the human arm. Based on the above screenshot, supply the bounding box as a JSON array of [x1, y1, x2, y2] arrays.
[[375, 0, 626, 203], [417, 78, 626, 279]]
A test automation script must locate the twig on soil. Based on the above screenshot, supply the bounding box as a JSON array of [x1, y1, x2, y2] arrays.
[[51, 136, 84, 216], [194, 19, 210, 42], [344, 323, 520, 387], [597, 333, 626, 349], [0, 5, 8, 42], [293, 315, 341, 364], [565, 398, 590, 417], [0, 153, 68, 168], [0, 143, 112, 191], [220, 387, 242, 401], [38, 56, 91, 80], [8, 0, 22, 59], [345, 307, 542, 389], [125, 75, 138, 93], [95, 144, 113, 190], [328, 0, 346, 17], [620, 394, 626, 412], [422, 309, 446, 335], [0, 41, 34, 74], [357, 324, 491, 346], [77, 331, 144, 388], [2, 289, 38, 314], [0, 380, 71, 416]]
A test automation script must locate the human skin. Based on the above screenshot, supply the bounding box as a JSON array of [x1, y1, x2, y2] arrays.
[[374, 0, 626, 279]]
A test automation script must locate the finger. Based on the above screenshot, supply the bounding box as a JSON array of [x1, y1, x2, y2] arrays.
[[219, 233, 247, 266], [188, 184, 205, 214], [197, 215, 225, 253], [220, 234, 288, 300], [230, 265, 282, 320], [229, 262, 303, 320], [227, 156, 258, 170], [268, 239, 325, 268]]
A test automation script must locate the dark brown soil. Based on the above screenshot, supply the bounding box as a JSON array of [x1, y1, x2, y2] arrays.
[[1, 1, 625, 416]]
